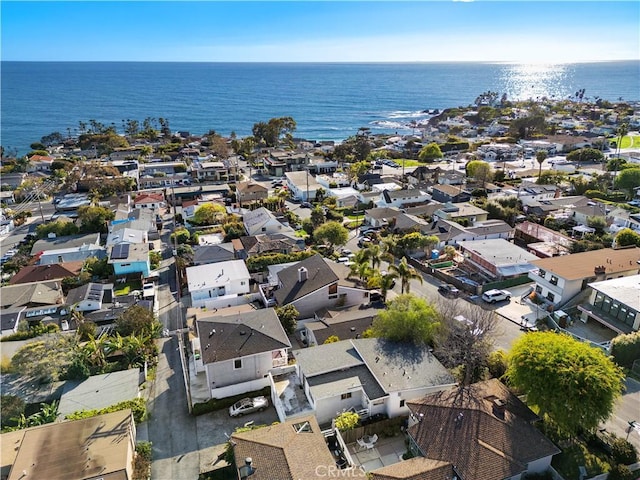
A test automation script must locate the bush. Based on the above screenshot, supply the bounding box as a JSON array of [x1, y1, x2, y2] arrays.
[[607, 464, 635, 480], [610, 437, 638, 465], [133, 441, 152, 480], [334, 411, 360, 431], [65, 398, 147, 423], [610, 331, 640, 368], [487, 349, 509, 379], [245, 250, 316, 273], [191, 386, 271, 416]]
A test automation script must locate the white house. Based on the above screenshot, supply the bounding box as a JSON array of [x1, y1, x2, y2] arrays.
[[106, 227, 148, 247], [578, 274, 640, 334], [192, 307, 291, 399], [285, 171, 322, 202], [529, 247, 640, 307], [187, 259, 251, 309], [65, 283, 114, 312], [292, 338, 456, 425], [271, 254, 372, 319], [243, 207, 295, 237]]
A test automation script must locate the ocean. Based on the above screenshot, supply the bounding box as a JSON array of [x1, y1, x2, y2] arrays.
[[1, 61, 639, 155]]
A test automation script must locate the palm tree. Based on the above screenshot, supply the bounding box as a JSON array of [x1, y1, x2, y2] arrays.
[[365, 244, 384, 270], [379, 272, 398, 302], [389, 257, 423, 294], [535, 150, 548, 180]]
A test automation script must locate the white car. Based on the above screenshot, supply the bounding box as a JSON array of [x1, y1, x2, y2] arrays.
[[482, 289, 512, 304], [228, 396, 269, 417]]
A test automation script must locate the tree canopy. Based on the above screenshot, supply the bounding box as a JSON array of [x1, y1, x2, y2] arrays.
[[614, 228, 640, 248], [275, 304, 299, 334], [506, 332, 624, 437], [191, 203, 226, 226], [566, 147, 604, 163], [418, 142, 444, 163], [466, 160, 493, 186], [313, 221, 349, 248], [371, 294, 440, 345], [252, 117, 297, 147], [77, 205, 115, 233], [115, 305, 160, 337], [616, 168, 640, 196]]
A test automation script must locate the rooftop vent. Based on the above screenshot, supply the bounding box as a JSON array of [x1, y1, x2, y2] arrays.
[[298, 266, 308, 283]]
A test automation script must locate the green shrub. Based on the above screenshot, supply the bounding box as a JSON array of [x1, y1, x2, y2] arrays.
[[191, 386, 271, 416], [245, 251, 316, 273], [334, 411, 359, 431], [133, 441, 152, 480], [487, 349, 509, 379], [607, 464, 635, 480], [610, 437, 638, 465], [610, 331, 640, 368], [65, 397, 147, 423]]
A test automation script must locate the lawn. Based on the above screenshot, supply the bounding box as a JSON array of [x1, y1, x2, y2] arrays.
[[551, 441, 611, 480], [397, 159, 422, 168], [615, 135, 640, 149], [114, 280, 142, 296]]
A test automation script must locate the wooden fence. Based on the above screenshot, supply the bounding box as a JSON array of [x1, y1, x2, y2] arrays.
[[339, 416, 407, 445]]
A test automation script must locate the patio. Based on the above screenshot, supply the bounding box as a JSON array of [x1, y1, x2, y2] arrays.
[[272, 371, 313, 418], [346, 434, 407, 472]]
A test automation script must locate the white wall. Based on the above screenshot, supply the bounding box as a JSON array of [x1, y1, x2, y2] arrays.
[[190, 278, 251, 308], [290, 284, 370, 319], [205, 351, 274, 391], [313, 388, 368, 426], [527, 456, 554, 474], [385, 385, 456, 418]]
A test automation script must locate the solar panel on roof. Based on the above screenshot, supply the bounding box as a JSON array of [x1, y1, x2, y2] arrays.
[[111, 243, 130, 260]]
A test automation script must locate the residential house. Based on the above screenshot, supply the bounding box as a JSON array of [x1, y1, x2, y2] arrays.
[[243, 207, 295, 237], [431, 184, 471, 204], [237, 181, 269, 206], [232, 234, 300, 260], [9, 262, 84, 285], [433, 203, 489, 225], [545, 134, 592, 153], [292, 338, 456, 425], [436, 171, 466, 186], [0, 280, 63, 310], [0, 409, 136, 480], [186, 259, 251, 309], [458, 239, 539, 280], [191, 161, 228, 182], [53, 193, 91, 215], [302, 305, 381, 347], [0, 190, 15, 204], [523, 195, 592, 219], [370, 458, 455, 480], [110, 207, 160, 241], [108, 243, 151, 278], [271, 254, 372, 319], [516, 183, 560, 207], [406, 379, 560, 480], [0, 172, 26, 190], [307, 155, 338, 174], [514, 221, 574, 257], [31, 233, 101, 258], [393, 213, 431, 234], [578, 274, 640, 334], [355, 173, 384, 190], [106, 227, 148, 247], [364, 207, 400, 229], [285, 171, 322, 202], [407, 166, 441, 186], [192, 307, 291, 399], [377, 189, 431, 209], [193, 243, 236, 266], [327, 187, 362, 208], [133, 192, 165, 210], [1, 308, 25, 337], [571, 201, 607, 226], [26, 154, 54, 173], [403, 203, 445, 220], [57, 369, 141, 418], [65, 282, 115, 312], [417, 219, 513, 250], [230, 415, 337, 480], [33, 237, 106, 266], [139, 161, 190, 188], [528, 247, 640, 307], [265, 150, 309, 177]]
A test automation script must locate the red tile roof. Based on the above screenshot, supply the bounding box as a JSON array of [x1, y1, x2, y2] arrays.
[[133, 193, 164, 204], [9, 262, 84, 285]]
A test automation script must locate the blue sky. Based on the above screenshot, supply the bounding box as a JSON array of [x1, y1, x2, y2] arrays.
[[2, 1, 639, 63]]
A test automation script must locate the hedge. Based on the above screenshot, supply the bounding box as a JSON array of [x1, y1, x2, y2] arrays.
[[65, 397, 147, 423], [245, 251, 316, 273], [192, 386, 271, 416], [585, 190, 628, 202], [610, 331, 640, 368]]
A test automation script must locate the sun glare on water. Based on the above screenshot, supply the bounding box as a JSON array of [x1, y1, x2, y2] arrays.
[[502, 63, 570, 101]]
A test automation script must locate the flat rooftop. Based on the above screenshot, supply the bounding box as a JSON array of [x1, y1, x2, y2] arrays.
[[589, 274, 640, 311]]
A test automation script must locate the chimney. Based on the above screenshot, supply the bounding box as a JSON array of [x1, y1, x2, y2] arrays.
[[298, 266, 308, 283], [493, 398, 506, 419]]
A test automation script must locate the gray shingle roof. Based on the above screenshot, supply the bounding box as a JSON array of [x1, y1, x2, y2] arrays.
[[274, 254, 338, 306], [196, 308, 291, 364]]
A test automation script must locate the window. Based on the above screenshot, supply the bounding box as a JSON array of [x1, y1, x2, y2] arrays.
[[240, 281, 246, 286], [328, 284, 338, 295], [341, 393, 352, 400], [400, 399, 405, 408], [550, 275, 559, 286], [546, 292, 555, 302], [234, 359, 242, 369], [535, 285, 542, 294], [261, 227, 266, 232], [538, 269, 546, 278]]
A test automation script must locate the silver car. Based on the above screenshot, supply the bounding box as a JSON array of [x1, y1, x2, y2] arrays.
[[228, 396, 269, 417]]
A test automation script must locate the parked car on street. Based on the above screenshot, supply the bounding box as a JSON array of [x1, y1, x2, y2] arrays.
[[229, 396, 269, 417], [300, 201, 313, 208], [438, 284, 461, 298], [481, 289, 512, 304]]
